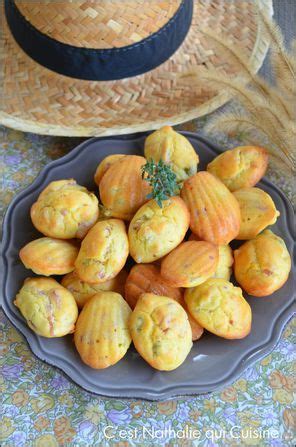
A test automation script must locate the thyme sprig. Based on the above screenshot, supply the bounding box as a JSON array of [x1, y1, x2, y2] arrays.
[[141, 159, 180, 207]]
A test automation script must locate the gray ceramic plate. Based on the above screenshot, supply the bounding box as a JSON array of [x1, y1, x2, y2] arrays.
[[2, 132, 295, 400]]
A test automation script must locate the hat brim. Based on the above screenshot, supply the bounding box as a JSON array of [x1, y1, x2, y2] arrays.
[[0, 0, 273, 137]]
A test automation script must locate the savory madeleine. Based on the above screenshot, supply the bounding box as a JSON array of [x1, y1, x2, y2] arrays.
[[124, 263, 203, 341], [20, 237, 79, 276], [74, 292, 132, 369], [31, 179, 99, 239], [233, 187, 280, 240], [14, 277, 78, 338], [99, 155, 151, 220], [128, 196, 190, 263], [207, 146, 268, 191], [144, 125, 199, 182], [75, 219, 129, 284], [129, 293, 192, 370], [189, 233, 233, 281], [234, 230, 291, 296], [94, 154, 126, 187], [161, 241, 219, 287], [185, 279, 252, 339], [181, 171, 241, 245], [124, 263, 182, 309]]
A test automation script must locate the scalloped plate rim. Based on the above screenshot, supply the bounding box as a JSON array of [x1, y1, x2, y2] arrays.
[[1, 131, 295, 400]]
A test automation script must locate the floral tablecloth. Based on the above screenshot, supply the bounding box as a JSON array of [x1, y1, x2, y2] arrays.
[[0, 123, 295, 447]]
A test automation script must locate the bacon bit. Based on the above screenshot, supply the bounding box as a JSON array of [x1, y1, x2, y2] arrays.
[[263, 269, 273, 276], [51, 290, 62, 308]]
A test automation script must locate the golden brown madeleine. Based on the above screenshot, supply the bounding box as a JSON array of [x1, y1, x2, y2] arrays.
[[75, 219, 129, 284], [99, 155, 151, 220], [233, 187, 280, 240], [189, 233, 233, 281], [124, 264, 203, 341], [14, 277, 78, 337], [129, 293, 192, 371], [19, 237, 79, 276], [124, 263, 183, 309], [161, 241, 219, 287], [234, 230, 291, 296], [31, 179, 99, 239], [94, 154, 126, 187], [74, 292, 132, 369], [62, 269, 127, 308], [181, 171, 241, 245], [185, 279, 252, 339], [144, 126, 199, 182], [128, 196, 190, 263], [207, 146, 268, 191]]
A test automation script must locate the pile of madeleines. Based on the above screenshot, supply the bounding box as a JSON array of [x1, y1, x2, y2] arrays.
[[14, 126, 292, 371]]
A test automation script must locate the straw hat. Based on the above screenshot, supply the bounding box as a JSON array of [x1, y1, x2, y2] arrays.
[[1, 0, 272, 137]]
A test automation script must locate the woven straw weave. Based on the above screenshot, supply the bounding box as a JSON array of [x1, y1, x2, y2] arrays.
[[15, 0, 181, 48], [0, 0, 273, 136]]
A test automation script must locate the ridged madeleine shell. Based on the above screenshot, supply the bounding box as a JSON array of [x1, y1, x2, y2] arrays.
[[125, 264, 203, 341], [99, 155, 151, 220], [233, 187, 280, 240], [189, 233, 233, 281], [94, 154, 126, 187], [125, 263, 182, 309], [161, 241, 218, 287], [181, 171, 241, 245], [74, 292, 132, 369], [19, 237, 79, 276]]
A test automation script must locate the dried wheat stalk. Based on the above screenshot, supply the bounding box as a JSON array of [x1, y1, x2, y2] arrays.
[[183, 6, 296, 172]]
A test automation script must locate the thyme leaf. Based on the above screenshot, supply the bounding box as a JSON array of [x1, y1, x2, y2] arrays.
[[141, 159, 180, 208]]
